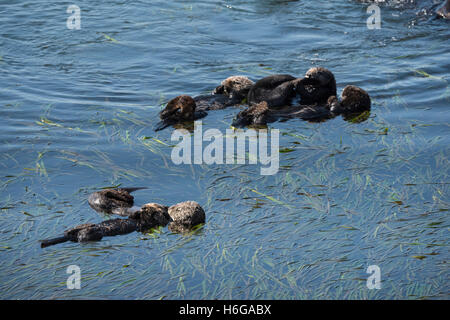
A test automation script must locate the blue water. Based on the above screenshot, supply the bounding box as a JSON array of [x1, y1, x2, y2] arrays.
[[0, 0, 448, 299]]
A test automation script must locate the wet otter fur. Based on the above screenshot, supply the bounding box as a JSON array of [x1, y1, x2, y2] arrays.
[[330, 85, 371, 115], [128, 203, 171, 231], [40, 219, 138, 247], [247, 74, 297, 108], [232, 101, 273, 127], [188, 76, 254, 112], [213, 76, 254, 103], [156, 95, 207, 131], [41, 201, 206, 247], [88, 187, 146, 216], [232, 85, 370, 127], [167, 201, 206, 233], [294, 67, 337, 105]]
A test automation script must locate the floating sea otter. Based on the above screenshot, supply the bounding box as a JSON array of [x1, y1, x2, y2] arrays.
[[232, 85, 371, 127], [41, 188, 206, 248], [155, 65, 373, 130], [156, 67, 344, 130], [247, 67, 337, 108], [87, 187, 146, 216], [155, 76, 254, 131]]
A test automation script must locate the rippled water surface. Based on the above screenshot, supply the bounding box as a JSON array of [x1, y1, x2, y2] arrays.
[[0, 0, 449, 299]]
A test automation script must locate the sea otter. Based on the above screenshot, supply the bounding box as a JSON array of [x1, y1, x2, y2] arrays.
[[155, 95, 208, 131], [167, 201, 206, 233], [156, 76, 254, 131], [87, 187, 146, 216], [246, 67, 337, 108], [232, 85, 370, 127], [293, 67, 337, 105], [232, 101, 274, 127], [212, 76, 254, 105], [330, 85, 371, 115], [40, 201, 206, 247], [40, 219, 138, 247]]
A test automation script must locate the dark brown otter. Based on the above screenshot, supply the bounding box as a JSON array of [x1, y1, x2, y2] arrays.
[[247, 74, 297, 108], [232, 85, 370, 127], [294, 67, 337, 105], [128, 203, 171, 231], [156, 95, 207, 131], [40, 201, 206, 247], [330, 85, 371, 115], [88, 187, 146, 216], [232, 101, 274, 127], [40, 219, 138, 248], [192, 76, 254, 112]]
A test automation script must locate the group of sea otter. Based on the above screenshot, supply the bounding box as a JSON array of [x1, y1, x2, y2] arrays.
[[156, 67, 372, 131], [41, 0, 449, 247], [154, 0, 450, 131], [40, 188, 205, 248]]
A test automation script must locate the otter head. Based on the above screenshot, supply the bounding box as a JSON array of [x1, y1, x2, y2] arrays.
[[168, 201, 206, 233], [304, 67, 336, 92], [159, 95, 197, 122], [334, 85, 371, 114], [295, 67, 337, 104], [214, 76, 254, 102]]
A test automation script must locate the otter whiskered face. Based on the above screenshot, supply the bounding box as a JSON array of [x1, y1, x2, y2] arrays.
[[156, 95, 206, 131], [214, 76, 254, 102], [160, 95, 197, 122], [305, 67, 335, 88], [296, 67, 337, 104], [340, 85, 371, 113]]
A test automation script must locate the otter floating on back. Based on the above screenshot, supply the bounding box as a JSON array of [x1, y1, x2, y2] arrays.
[[156, 76, 254, 131], [232, 85, 371, 127], [157, 67, 371, 129], [40, 200, 206, 248]]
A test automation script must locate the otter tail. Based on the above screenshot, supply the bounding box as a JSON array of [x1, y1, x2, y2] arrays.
[[40, 236, 69, 248]]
